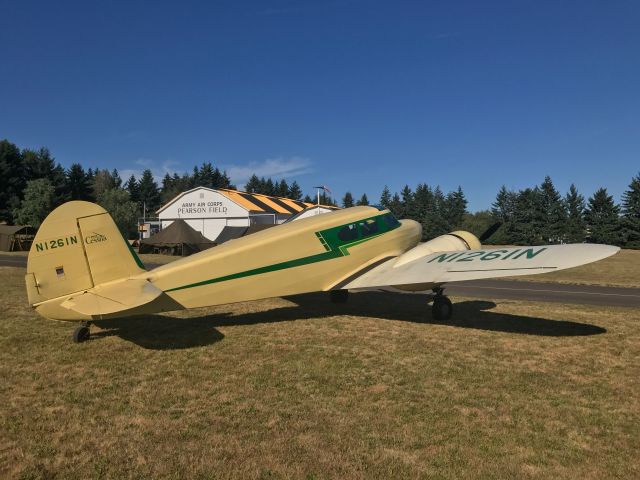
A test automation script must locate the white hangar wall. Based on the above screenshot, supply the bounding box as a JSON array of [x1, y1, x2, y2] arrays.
[[158, 188, 251, 241]]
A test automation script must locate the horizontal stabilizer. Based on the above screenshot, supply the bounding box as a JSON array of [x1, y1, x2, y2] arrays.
[[61, 278, 163, 316], [343, 244, 620, 289]]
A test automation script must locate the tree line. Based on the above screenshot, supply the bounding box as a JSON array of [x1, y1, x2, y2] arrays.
[[2, 139, 638, 246], [342, 185, 468, 241], [0, 140, 326, 237], [353, 175, 640, 247]]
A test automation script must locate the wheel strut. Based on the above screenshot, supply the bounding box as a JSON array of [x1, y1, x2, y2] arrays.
[[431, 288, 453, 321]]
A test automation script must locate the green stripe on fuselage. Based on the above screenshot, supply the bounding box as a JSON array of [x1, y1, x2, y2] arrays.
[[164, 212, 398, 293]]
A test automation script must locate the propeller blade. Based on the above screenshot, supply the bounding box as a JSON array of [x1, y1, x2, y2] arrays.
[[479, 222, 502, 242]]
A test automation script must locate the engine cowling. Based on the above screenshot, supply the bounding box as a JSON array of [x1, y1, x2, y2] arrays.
[[394, 230, 481, 268], [389, 231, 481, 292]]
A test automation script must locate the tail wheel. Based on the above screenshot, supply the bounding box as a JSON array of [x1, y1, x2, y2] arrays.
[[432, 296, 453, 321], [72, 325, 90, 343], [330, 290, 349, 303]]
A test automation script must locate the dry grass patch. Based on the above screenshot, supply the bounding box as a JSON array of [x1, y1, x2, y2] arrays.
[[0, 266, 639, 479]]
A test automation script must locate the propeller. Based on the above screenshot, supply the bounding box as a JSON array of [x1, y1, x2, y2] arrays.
[[478, 222, 502, 243]]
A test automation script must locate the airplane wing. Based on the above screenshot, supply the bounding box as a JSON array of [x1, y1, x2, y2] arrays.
[[342, 244, 620, 290], [60, 278, 164, 316]]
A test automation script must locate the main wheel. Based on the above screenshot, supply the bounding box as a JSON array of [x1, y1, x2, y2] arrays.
[[330, 289, 349, 303], [72, 326, 90, 343], [432, 296, 453, 321]]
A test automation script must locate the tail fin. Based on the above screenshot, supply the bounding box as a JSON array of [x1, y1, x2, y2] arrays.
[[26, 201, 145, 305]]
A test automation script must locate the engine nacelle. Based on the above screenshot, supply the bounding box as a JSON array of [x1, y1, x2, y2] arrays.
[[393, 230, 481, 268]]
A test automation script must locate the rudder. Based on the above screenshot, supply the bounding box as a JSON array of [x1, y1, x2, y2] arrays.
[[26, 201, 145, 305]]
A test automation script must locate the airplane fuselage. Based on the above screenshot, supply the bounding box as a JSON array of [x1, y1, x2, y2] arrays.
[[147, 206, 422, 310]]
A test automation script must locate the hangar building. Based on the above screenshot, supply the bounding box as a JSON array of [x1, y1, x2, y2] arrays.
[[156, 187, 337, 242]]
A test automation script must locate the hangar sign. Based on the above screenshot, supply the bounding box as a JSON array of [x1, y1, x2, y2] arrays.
[[177, 201, 228, 216], [161, 189, 247, 219]]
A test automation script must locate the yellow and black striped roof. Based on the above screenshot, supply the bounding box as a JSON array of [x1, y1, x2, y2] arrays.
[[218, 188, 337, 214], [157, 187, 338, 215]]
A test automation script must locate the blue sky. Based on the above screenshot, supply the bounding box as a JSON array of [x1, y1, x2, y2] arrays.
[[1, 0, 639, 210]]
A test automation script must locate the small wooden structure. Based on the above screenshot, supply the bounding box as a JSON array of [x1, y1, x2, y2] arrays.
[[0, 225, 36, 251]]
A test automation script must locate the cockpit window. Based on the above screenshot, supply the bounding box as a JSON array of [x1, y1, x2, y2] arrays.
[[359, 218, 379, 237], [383, 213, 400, 229], [338, 224, 359, 242]]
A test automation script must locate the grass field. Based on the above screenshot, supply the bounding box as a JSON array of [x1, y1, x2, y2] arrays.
[[2, 246, 638, 288], [1, 266, 639, 479]]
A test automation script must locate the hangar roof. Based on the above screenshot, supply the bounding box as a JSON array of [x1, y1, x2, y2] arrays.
[[157, 187, 339, 215]]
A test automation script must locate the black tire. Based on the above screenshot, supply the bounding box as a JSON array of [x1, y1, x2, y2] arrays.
[[330, 289, 349, 304], [72, 326, 90, 343], [432, 296, 453, 321]]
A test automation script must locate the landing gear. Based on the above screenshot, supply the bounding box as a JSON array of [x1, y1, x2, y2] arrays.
[[72, 321, 91, 343], [330, 289, 349, 304], [431, 288, 453, 321]]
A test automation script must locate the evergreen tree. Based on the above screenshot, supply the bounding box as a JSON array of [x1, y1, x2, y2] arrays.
[[138, 169, 161, 215], [0, 139, 25, 223], [413, 184, 433, 223], [287, 181, 303, 200], [585, 188, 622, 245], [265, 178, 275, 196], [302, 194, 313, 203], [444, 186, 468, 230], [196, 162, 215, 188], [342, 191, 354, 208], [160, 173, 176, 203], [211, 166, 222, 189], [220, 170, 233, 189], [564, 184, 587, 243], [389, 193, 402, 218], [539, 176, 567, 243], [13, 179, 55, 228], [22, 147, 55, 181], [422, 187, 449, 240], [190, 166, 200, 188], [491, 185, 518, 243], [511, 188, 546, 244], [356, 193, 369, 206], [245, 174, 260, 193], [379, 186, 392, 209], [621, 173, 640, 247], [65, 163, 92, 201], [277, 179, 289, 197], [399, 185, 415, 220], [125, 174, 141, 204], [21, 147, 67, 207], [111, 168, 122, 188], [318, 192, 336, 206]]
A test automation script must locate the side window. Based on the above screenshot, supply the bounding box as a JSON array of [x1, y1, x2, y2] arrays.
[[338, 224, 359, 242], [359, 218, 379, 238], [384, 213, 400, 229]]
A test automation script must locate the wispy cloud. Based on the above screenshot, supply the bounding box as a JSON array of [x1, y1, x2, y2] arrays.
[[225, 156, 314, 185], [120, 158, 178, 182], [119, 156, 314, 187]]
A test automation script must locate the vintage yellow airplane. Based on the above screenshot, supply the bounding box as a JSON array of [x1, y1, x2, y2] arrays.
[[25, 201, 619, 342]]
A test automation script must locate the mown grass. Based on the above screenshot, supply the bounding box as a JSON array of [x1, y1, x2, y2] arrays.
[[1, 266, 639, 479], [3, 246, 639, 288]]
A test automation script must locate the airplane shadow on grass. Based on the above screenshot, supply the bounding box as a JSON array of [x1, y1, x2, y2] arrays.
[[93, 291, 606, 350]]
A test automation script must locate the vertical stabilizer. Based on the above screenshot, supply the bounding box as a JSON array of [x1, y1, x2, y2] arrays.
[[26, 201, 145, 305]]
